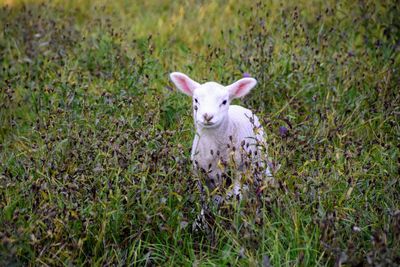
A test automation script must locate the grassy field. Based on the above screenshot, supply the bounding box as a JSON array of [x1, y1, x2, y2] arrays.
[[0, 0, 399, 265]]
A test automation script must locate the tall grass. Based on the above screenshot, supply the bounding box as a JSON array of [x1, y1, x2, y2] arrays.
[[0, 0, 399, 265]]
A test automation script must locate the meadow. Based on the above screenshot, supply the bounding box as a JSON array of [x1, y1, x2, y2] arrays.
[[0, 0, 399, 265]]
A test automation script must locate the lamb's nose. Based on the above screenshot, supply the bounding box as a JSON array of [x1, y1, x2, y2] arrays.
[[203, 113, 214, 122]]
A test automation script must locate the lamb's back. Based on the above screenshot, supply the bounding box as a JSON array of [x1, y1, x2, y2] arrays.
[[228, 105, 264, 144]]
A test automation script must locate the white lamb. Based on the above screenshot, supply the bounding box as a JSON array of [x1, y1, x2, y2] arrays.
[[170, 72, 272, 198]]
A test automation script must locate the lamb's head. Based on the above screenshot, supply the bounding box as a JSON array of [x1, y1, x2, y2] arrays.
[[170, 72, 257, 129]]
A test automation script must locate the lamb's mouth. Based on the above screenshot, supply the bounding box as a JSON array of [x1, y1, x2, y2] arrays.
[[197, 121, 219, 128]]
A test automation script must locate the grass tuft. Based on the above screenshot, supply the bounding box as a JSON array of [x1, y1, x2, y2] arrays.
[[0, 0, 399, 265]]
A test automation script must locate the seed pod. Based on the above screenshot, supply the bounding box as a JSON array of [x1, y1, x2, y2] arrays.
[[241, 140, 245, 147]]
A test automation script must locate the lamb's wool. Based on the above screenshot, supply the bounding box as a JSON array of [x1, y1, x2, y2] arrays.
[[191, 105, 266, 191], [170, 72, 271, 195]]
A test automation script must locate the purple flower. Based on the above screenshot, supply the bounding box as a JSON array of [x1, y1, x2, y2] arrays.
[[242, 72, 251, 78], [279, 126, 288, 137]]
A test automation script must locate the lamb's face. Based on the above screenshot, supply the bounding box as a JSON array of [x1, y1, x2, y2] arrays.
[[170, 72, 257, 128], [192, 82, 229, 128]]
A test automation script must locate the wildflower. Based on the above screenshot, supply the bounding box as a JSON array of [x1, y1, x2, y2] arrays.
[[279, 126, 288, 137], [242, 72, 251, 78]]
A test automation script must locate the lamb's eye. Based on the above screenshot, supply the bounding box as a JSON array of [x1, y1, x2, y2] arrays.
[[222, 100, 227, 105], [194, 98, 198, 103]]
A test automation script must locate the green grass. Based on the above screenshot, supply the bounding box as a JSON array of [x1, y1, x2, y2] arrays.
[[0, 0, 399, 265]]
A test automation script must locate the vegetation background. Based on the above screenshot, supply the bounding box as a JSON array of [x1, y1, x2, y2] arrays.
[[0, 0, 399, 265]]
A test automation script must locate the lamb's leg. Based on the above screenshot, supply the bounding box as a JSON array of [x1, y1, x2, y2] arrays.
[[232, 179, 241, 196], [265, 163, 273, 177], [262, 160, 279, 188], [193, 178, 211, 233], [226, 176, 242, 200]]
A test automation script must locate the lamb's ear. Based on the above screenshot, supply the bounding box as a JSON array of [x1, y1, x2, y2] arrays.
[[226, 78, 257, 99], [170, 72, 200, 96]]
